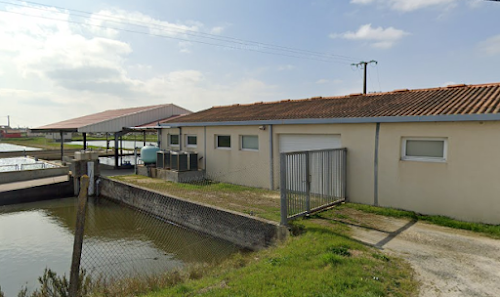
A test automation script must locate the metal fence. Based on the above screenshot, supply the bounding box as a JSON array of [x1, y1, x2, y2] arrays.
[[280, 148, 347, 224]]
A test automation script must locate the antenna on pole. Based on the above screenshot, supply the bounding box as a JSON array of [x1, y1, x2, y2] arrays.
[[351, 60, 378, 94]]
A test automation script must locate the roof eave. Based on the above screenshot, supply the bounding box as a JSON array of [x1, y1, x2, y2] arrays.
[[158, 113, 500, 127]]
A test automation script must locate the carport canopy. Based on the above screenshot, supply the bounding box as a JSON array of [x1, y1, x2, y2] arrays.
[[30, 104, 191, 167]]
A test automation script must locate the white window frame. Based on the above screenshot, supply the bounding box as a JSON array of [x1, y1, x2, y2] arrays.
[[401, 137, 447, 162], [186, 135, 197, 148], [216, 135, 231, 149], [240, 135, 259, 151], [169, 134, 180, 147]]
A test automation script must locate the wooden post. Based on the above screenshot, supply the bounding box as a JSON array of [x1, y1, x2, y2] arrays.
[[69, 176, 90, 297]]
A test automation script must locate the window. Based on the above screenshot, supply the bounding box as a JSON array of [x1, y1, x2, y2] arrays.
[[241, 135, 259, 150], [216, 135, 231, 149], [402, 138, 447, 162], [186, 135, 197, 147], [169, 134, 179, 146]]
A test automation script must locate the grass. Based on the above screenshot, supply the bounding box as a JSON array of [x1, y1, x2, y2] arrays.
[[337, 203, 500, 239], [12, 217, 417, 297], [1, 137, 83, 150], [140, 218, 417, 297], [111, 175, 282, 222]]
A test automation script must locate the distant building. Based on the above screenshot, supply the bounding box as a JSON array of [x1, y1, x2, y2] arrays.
[[45, 132, 73, 142]]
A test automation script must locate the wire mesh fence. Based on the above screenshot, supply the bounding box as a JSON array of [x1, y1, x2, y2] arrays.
[[75, 161, 281, 291]]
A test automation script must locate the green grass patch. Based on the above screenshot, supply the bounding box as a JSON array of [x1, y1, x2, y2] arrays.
[[1, 137, 83, 150], [142, 219, 417, 297], [110, 175, 282, 222], [340, 203, 500, 239]]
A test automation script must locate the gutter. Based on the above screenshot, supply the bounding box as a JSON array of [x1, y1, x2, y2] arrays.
[[158, 113, 500, 128]]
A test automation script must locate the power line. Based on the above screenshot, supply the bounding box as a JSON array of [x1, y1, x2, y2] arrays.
[[1, 0, 359, 64]]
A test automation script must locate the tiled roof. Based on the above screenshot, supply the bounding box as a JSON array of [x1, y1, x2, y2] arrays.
[[34, 104, 168, 130], [163, 83, 500, 123]]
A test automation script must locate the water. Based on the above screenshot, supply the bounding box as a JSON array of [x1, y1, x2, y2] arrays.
[[67, 140, 157, 150], [0, 143, 40, 152], [0, 157, 57, 172], [0, 198, 239, 296]]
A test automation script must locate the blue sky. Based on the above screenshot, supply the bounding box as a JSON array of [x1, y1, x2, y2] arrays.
[[0, 0, 499, 127]]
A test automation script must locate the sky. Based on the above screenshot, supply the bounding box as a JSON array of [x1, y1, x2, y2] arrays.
[[0, 0, 499, 128]]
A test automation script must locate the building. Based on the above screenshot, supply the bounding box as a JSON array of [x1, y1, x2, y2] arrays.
[[158, 82, 500, 224]]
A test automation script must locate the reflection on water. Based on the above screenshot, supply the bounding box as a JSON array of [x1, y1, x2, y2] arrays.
[[0, 143, 41, 152], [0, 198, 239, 296]]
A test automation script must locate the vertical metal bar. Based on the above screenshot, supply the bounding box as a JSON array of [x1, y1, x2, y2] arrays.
[[269, 124, 274, 190], [280, 153, 287, 225], [60, 130, 64, 161], [69, 175, 90, 297], [114, 133, 119, 169], [374, 123, 380, 206], [343, 148, 347, 199], [305, 151, 310, 213], [83, 133, 87, 150]]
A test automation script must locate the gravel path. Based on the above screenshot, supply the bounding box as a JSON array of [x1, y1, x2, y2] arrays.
[[337, 209, 500, 297]]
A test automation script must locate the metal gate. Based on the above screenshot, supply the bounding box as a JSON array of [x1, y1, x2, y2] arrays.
[[279, 148, 347, 225]]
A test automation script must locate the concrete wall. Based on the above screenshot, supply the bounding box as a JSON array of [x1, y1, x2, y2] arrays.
[[160, 121, 500, 224], [0, 166, 69, 184], [98, 178, 288, 250], [0, 180, 73, 205], [378, 121, 500, 224], [161, 126, 270, 188]]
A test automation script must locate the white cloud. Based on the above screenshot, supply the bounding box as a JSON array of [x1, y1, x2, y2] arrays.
[[351, 0, 456, 12], [479, 35, 500, 55], [331, 24, 408, 49], [210, 26, 224, 34]]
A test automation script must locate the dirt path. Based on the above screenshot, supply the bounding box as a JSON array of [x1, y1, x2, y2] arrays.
[[334, 208, 500, 297]]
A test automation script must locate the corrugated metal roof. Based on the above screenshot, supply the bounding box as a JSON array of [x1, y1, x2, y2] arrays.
[[33, 104, 192, 133], [162, 83, 500, 124]]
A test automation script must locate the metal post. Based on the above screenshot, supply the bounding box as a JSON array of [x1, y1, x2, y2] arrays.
[[83, 133, 87, 150], [280, 153, 288, 226], [269, 124, 274, 190], [114, 133, 119, 169], [120, 136, 123, 166], [69, 175, 90, 297], [60, 130, 64, 161], [374, 123, 380, 206], [106, 133, 110, 150], [305, 151, 310, 213], [143, 131, 146, 147]]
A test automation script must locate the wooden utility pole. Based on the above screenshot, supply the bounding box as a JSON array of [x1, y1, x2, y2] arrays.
[[351, 60, 378, 94]]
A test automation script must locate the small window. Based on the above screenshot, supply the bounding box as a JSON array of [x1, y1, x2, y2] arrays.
[[216, 135, 231, 149], [402, 138, 447, 162], [186, 135, 197, 147], [169, 134, 179, 146], [241, 135, 258, 151]]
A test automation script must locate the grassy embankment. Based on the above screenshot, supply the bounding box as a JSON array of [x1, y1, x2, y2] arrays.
[[110, 175, 500, 239]]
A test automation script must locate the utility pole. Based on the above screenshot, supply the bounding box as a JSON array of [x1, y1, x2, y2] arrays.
[[7, 115, 10, 127], [351, 60, 378, 94]]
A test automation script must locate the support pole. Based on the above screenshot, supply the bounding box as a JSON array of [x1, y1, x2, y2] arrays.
[[143, 131, 146, 147], [269, 124, 274, 190], [83, 133, 87, 150], [114, 133, 119, 169], [60, 130, 64, 161], [69, 176, 90, 297], [351, 60, 378, 94], [280, 153, 288, 226]]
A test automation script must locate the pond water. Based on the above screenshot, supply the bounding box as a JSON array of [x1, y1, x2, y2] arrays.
[[0, 143, 40, 152], [0, 198, 239, 296]]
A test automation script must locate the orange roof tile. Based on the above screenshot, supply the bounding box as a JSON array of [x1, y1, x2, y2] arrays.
[[163, 83, 500, 124]]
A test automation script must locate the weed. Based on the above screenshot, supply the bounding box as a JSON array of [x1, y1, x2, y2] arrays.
[[327, 246, 351, 257], [372, 253, 390, 262]]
